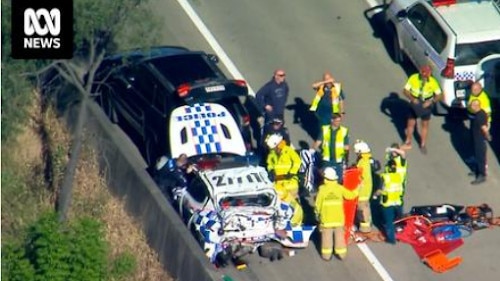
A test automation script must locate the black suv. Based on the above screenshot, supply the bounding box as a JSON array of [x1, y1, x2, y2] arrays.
[[92, 46, 253, 166]]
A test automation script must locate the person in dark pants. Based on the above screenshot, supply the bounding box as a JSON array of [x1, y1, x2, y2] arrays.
[[255, 69, 290, 126], [469, 99, 492, 185], [374, 160, 404, 244]]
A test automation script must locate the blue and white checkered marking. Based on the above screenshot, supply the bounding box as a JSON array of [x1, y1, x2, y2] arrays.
[[185, 104, 222, 154], [455, 71, 475, 81]]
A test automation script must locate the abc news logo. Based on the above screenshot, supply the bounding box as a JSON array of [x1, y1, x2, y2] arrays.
[[24, 8, 62, 49], [12, 0, 73, 59]]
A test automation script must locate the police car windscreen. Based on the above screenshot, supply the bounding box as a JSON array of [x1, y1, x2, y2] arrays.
[[455, 39, 500, 66], [149, 54, 218, 87]]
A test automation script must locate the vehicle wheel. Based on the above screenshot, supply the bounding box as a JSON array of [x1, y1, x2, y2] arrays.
[[258, 242, 284, 261], [389, 26, 404, 64]]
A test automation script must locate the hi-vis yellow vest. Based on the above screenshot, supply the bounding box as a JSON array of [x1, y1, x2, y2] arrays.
[[310, 83, 342, 113], [322, 126, 348, 163], [380, 173, 404, 207]]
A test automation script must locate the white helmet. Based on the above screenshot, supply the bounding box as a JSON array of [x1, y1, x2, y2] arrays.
[[354, 141, 371, 154], [266, 134, 283, 149], [323, 167, 338, 180]]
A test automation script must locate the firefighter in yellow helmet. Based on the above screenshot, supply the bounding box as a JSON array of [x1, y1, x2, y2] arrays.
[[266, 134, 302, 199], [315, 167, 358, 260], [353, 140, 380, 233]]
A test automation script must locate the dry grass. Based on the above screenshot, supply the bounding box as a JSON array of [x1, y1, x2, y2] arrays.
[[3, 94, 173, 281], [71, 146, 172, 281]]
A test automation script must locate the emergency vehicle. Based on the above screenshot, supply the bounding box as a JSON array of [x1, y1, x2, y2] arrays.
[[167, 103, 315, 266], [385, 0, 500, 114]]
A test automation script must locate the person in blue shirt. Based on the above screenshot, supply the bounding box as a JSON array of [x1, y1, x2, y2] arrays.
[[256, 69, 290, 126]]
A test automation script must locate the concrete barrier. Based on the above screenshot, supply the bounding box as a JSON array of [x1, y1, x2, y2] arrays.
[[81, 101, 220, 281]]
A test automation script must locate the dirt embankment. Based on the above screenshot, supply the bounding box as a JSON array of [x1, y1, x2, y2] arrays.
[[1, 94, 172, 281]]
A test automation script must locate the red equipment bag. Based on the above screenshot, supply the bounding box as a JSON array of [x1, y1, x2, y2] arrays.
[[343, 167, 362, 243]]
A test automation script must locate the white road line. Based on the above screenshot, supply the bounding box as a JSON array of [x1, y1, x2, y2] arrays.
[[357, 243, 394, 281], [178, 0, 395, 280], [176, 0, 256, 97], [358, 0, 394, 276]]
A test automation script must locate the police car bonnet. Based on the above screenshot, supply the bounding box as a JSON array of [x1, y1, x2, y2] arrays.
[[169, 103, 247, 158]]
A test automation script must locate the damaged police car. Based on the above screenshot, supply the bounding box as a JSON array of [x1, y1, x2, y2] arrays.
[[157, 102, 315, 266]]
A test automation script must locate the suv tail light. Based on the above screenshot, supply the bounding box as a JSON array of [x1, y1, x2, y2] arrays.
[[441, 58, 455, 79], [432, 0, 456, 6], [177, 83, 190, 98], [234, 79, 247, 87]]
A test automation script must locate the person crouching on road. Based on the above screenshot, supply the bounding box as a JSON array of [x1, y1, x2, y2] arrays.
[[260, 117, 292, 156], [315, 167, 358, 261], [266, 133, 302, 199], [353, 140, 380, 233], [374, 160, 405, 244]]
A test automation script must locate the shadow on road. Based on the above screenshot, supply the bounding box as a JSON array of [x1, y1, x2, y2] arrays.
[[380, 92, 411, 143], [441, 115, 474, 171], [363, 4, 417, 77], [286, 97, 319, 140]]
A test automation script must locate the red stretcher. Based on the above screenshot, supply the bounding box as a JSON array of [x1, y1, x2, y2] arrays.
[[394, 215, 463, 273]]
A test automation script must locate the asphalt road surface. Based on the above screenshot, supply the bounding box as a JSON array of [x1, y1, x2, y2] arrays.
[[147, 0, 500, 280]]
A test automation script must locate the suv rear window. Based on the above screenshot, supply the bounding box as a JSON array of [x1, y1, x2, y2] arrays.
[[455, 39, 500, 66], [149, 54, 218, 87]]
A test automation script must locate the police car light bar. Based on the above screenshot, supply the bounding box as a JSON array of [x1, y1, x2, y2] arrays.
[[177, 83, 191, 98], [431, 0, 456, 6]]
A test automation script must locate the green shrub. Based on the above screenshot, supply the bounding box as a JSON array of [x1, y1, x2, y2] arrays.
[[1, 212, 135, 281], [110, 252, 137, 280]]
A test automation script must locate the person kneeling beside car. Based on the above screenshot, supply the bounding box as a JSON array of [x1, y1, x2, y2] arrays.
[[154, 154, 201, 209]]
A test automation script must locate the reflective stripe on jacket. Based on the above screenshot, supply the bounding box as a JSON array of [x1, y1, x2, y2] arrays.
[[315, 180, 358, 227], [309, 83, 342, 113], [322, 126, 348, 163], [380, 173, 404, 207], [267, 145, 302, 176], [356, 154, 373, 201], [404, 74, 441, 100]]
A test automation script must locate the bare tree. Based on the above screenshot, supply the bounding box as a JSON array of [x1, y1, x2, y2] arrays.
[[48, 0, 160, 222]]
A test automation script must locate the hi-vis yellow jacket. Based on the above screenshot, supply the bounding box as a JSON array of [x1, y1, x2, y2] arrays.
[[379, 172, 404, 207], [315, 180, 358, 227], [267, 145, 301, 177], [404, 74, 441, 100], [356, 154, 373, 202], [309, 83, 343, 113], [468, 90, 492, 123]]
